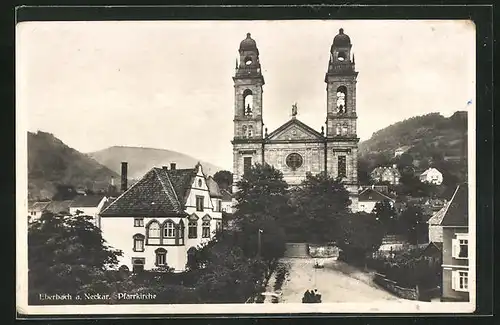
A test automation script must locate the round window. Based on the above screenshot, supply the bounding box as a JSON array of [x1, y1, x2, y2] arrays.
[[286, 153, 303, 170]]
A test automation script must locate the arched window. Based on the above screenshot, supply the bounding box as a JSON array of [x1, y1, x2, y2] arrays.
[[147, 221, 161, 244], [242, 125, 247, 138], [188, 220, 198, 238], [133, 234, 145, 252], [248, 125, 254, 138], [337, 51, 346, 61], [187, 247, 197, 267], [243, 89, 253, 116], [342, 123, 348, 135], [163, 220, 175, 238], [155, 248, 167, 266], [202, 220, 211, 238], [336, 86, 347, 113]]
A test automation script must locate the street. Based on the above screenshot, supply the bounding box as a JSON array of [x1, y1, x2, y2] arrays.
[[270, 258, 404, 303]]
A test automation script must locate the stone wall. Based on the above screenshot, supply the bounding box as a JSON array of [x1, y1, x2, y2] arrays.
[[308, 244, 340, 259], [373, 273, 420, 300]]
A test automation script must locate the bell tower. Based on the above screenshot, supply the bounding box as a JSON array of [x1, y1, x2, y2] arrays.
[[325, 28, 359, 211], [232, 33, 265, 192]]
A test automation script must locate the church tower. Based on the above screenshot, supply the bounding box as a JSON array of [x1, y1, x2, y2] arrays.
[[325, 28, 359, 211], [232, 33, 265, 192]]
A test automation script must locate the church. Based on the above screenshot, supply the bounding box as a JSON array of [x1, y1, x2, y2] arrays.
[[231, 28, 360, 211]]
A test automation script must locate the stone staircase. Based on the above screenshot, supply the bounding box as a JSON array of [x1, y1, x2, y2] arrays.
[[284, 242, 309, 258]]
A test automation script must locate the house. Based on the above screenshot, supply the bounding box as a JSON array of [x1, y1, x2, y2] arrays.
[[419, 168, 443, 185], [421, 241, 443, 260], [370, 165, 401, 185], [206, 176, 223, 215], [99, 162, 223, 273], [69, 194, 108, 228], [440, 184, 469, 302], [358, 186, 395, 214], [220, 189, 234, 214], [394, 146, 410, 157], [27, 201, 50, 221], [426, 197, 452, 243]]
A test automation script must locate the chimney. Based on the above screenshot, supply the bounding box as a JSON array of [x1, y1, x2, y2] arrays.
[[121, 162, 128, 192], [170, 162, 176, 170]]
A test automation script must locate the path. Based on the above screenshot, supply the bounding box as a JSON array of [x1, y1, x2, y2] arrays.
[[276, 257, 404, 303]]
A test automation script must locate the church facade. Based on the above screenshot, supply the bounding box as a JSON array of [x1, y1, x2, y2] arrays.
[[231, 29, 360, 211]]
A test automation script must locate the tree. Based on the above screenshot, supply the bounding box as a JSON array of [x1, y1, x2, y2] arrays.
[[233, 163, 290, 263], [291, 173, 351, 244], [372, 199, 397, 234], [51, 184, 78, 201], [337, 212, 385, 265], [213, 170, 233, 191], [357, 158, 372, 185], [28, 212, 123, 302], [398, 204, 427, 244]]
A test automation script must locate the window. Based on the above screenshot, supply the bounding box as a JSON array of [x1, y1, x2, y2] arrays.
[[452, 270, 469, 292], [342, 123, 348, 135], [132, 258, 145, 273], [155, 248, 167, 266], [133, 234, 145, 252], [286, 153, 303, 170], [244, 157, 252, 174], [202, 221, 211, 238], [198, 179, 203, 187], [452, 235, 469, 259], [338, 155, 347, 178], [216, 221, 222, 232], [188, 220, 198, 238], [196, 196, 204, 212], [134, 218, 144, 227], [336, 86, 347, 113], [216, 200, 222, 212], [243, 89, 253, 116], [336, 124, 341, 135], [178, 220, 185, 244], [163, 221, 175, 238], [337, 51, 346, 61], [242, 125, 247, 138], [247, 125, 254, 138], [147, 221, 161, 244]]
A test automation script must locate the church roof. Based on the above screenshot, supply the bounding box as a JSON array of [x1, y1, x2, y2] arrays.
[[332, 28, 351, 48], [266, 117, 324, 141], [240, 33, 258, 52]]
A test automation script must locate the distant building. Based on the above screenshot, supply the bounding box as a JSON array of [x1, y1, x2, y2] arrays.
[[27, 201, 50, 221], [220, 189, 234, 214], [394, 146, 410, 157], [420, 168, 443, 185], [358, 186, 395, 214], [206, 176, 223, 215], [440, 184, 469, 302], [99, 162, 222, 273], [370, 165, 401, 185], [69, 194, 108, 228], [427, 202, 449, 243]]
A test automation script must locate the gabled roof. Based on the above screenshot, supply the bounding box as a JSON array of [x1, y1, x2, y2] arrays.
[[420, 167, 441, 176], [28, 201, 50, 211], [45, 200, 73, 215], [70, 194, 106, 208], [266, 118, 324, 141], [100, 167, 197, 217], [220, 189, 233, 202], [441, 184, 468, 227], [358, 187, 395, 202], [206, 176, 223, 198], [427, 200, 449, 225]]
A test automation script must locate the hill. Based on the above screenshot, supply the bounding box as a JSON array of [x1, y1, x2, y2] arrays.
[[88, 146, 224, 180], [358, 111, 468, 185], [28, 131, 120, 200]]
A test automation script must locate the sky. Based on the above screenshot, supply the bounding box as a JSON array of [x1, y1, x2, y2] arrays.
[[17, 20, 475, 170]]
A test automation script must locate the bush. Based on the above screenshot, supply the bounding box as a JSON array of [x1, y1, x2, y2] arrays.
[[273, 263, 289, 291]]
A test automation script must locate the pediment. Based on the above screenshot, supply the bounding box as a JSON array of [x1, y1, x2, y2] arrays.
[[267, 119, 323, 141]]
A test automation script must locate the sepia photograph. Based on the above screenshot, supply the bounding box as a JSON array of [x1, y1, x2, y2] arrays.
[[16, 17, 476, 315]]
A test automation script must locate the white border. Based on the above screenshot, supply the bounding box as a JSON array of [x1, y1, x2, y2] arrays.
[[16, 19, 477, 316]]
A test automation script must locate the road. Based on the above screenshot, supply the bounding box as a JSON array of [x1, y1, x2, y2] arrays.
[[271, 257, 403, 303]]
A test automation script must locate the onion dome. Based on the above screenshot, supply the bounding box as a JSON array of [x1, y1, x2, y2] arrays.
[[333, 28, 351, 47], [239, 33, 257, 51]]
